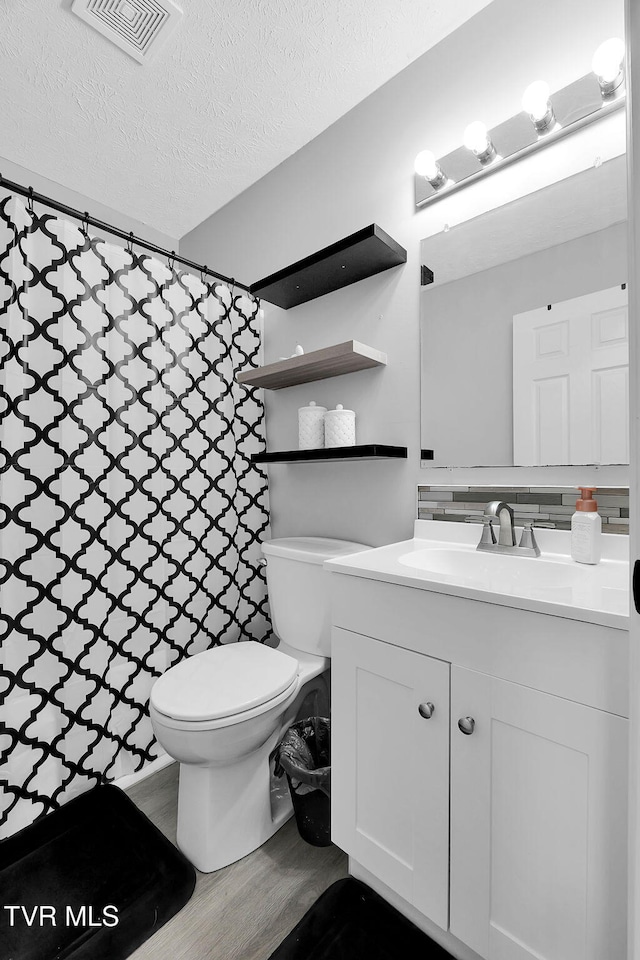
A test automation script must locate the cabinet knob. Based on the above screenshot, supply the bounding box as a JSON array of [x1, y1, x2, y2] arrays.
[[458, 716, 475, 735], [418, 702, 435, 719]]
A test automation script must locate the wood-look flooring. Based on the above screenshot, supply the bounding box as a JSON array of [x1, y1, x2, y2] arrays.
[[127, 762, 348, 960]]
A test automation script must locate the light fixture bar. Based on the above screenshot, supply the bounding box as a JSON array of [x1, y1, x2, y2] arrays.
[[415, 69, 625, 209]]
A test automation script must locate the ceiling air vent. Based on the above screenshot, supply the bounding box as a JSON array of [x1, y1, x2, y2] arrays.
[[71, 0, 183, 64]]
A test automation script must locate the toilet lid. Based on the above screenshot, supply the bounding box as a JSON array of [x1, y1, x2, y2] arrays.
[[150, 642, 299, 722]]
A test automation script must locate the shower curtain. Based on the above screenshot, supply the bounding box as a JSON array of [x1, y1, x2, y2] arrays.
[[0, 195, 270, 838]]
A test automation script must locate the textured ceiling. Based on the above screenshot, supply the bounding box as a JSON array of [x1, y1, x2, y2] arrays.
[[0, 0, 492, 238]]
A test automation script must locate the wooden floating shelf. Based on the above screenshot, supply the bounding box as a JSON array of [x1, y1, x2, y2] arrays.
[[237, 340, 387, 390], [252, 444, 407, 464], [249, 224, 407, 309]]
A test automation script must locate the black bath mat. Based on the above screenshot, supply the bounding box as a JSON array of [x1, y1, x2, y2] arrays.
[[0, 783, 196, 960], [267, 877, 452, 959]]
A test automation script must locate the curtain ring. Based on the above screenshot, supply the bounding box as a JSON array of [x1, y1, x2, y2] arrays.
[[81, 211, 90, 236], [127, 231, 134, 255], [27, 186, 34, 214], [168, 250, 176, 271], [201, 264, 208, 284]]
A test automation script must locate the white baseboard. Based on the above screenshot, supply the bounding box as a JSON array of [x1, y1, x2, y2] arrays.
[[115, 752, 175, 792]]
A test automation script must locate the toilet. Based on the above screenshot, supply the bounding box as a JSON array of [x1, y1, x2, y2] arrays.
[[149, 536, 369, 873]]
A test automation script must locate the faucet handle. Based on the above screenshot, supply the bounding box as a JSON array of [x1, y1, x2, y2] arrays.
[[479, 515, 497, 546], [518, 521, 541, 556]]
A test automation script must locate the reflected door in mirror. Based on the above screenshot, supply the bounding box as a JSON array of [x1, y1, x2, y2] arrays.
[[513, 285, 628, 465]]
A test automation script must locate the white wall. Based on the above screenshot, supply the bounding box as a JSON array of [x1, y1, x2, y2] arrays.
[[181, 0, 627, 547], [0, 155, 178, 250]]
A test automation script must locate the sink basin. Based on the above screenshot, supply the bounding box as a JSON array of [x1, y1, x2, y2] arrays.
[[402, 547, 580, 586], [398, 544, 627, 603]]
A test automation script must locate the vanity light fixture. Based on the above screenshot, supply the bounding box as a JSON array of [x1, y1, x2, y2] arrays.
[[521, 80, 556, 133], [463, 121, 497, 164], [414, 149, 448, 190], [414, 37, 625, 209]]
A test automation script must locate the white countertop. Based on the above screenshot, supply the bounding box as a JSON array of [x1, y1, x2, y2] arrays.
[[325, 520, 629, 631]]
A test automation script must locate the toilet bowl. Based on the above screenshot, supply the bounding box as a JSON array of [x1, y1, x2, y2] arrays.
[[149, 535, 370, 873]]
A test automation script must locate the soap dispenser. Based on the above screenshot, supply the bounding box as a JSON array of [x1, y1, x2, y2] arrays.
[[570, 487, 601, 565]]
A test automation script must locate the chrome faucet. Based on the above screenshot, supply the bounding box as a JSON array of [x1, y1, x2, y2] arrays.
[[476, 501, 540, 557]]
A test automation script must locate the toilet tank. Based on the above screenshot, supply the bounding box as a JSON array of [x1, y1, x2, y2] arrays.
[[261, 537, 371, 657]]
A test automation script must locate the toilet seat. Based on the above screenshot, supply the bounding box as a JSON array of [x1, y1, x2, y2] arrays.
[[150, 677, 300, 733], [150, 641, 299, 723]]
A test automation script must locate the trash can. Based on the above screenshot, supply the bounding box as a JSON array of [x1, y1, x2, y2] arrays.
[[274, 717, 331, 847]]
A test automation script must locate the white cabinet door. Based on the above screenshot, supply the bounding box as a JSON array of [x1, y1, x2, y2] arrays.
[[450, 666, 628, 960], [332, 627, 450, 929]]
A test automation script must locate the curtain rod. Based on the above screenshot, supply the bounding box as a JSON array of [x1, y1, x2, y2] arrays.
[[0, 174, 251, 294]]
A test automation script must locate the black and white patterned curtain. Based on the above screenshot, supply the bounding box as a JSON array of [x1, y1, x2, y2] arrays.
[[0, 196, 270, 838]]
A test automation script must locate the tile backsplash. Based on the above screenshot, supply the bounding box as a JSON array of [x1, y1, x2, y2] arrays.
[[417, 485, 629, 535]]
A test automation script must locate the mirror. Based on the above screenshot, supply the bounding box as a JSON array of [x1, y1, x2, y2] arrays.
[[419, 156, 628, 467]]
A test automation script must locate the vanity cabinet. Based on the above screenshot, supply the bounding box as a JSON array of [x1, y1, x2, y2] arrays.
[[331, 622, 628, 960], [331, 629, 450, 930]]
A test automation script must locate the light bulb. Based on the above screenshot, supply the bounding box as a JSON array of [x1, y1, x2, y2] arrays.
[[464, 120, 489, 153], [414, 150, 439, 180], [592, 37, 625, 84], [463, 121, 496, 164], [522, 81, 551, 122], [464, 121, 489, 154], [521, 80, 556, 133], [414, 149, 447, 189]]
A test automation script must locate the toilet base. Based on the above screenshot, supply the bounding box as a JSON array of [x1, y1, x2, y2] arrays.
[[171, 665, 330, 873], [176, 728, 292, 873]]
